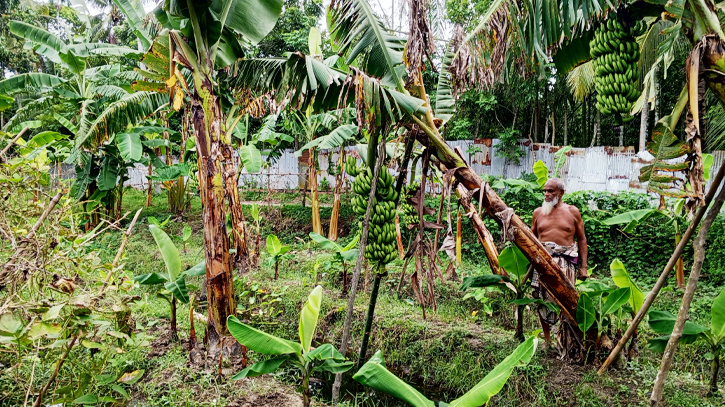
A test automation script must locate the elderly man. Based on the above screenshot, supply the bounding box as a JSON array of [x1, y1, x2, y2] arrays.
[[531, 178, 588, 350]]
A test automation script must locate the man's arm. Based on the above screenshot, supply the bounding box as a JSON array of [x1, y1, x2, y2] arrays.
[[531, 208, 540, 238], [571, 206, 588, 278]]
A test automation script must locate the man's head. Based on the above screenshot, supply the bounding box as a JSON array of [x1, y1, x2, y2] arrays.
[[541, 178, 565, 215]]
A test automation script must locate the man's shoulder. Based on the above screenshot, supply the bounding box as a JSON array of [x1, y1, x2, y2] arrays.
[[563, 203, 582, 216]]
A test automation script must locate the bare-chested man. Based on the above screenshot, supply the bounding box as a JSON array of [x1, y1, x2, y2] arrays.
[[531, 178, 588, 349]]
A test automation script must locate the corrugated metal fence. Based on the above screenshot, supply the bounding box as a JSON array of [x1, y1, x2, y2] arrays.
[[54, 139, 725, 195]]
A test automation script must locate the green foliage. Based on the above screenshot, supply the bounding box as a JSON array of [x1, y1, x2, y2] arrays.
[[133, 226, 205, 310], [609, 260, 645, 313], [255, 0, 323, 57], [647, 287, 725, 392], [498, 245, 529, 281], [239, 144, 263, 173], [562, 190, 699, 282], [309, 232, 359, 263], [554, 146, 571, 178], [601, 208, 658, 234], [264, 234, 295, 277], [639, 119, 693, 198], [494, 128, 525, 165], [445, 118, 473, 140], [353, 335, 538, 407], [533, 160, 548, 188], [227, 286, 352, 406], [576, 284, 630, 339], [0, 158, 155, 406]]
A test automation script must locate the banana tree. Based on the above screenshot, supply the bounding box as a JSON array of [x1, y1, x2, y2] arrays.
[[461, 245, 550, 342], [250, 203, 262, 266], [576, 284, 631, 356], [309, 232, 359, 295], [354, 335, 537, 407], [0, 22, 167, 225], [147, 0, 283, 357], [294, 110, 359, 240], [264, 234, 294, 280], [288, 107, 339, 236], [133, 225, 206, 340], [232, 0, 588, 336], [0, 21, 155, 137], [227, 286, 353, 407]]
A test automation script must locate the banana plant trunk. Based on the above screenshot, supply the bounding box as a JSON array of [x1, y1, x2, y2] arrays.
[[328, 148, 346, 241], [357, 271, 383, 370], [417, 132, 581, 334], [701, 36, 725, 108], [191, 74, 236, 359], [309, 149, 322, 235], [710, 347, 721, 395], [146, 162, 153, 207], [223, 144, 250, 272], [454, 184, 502, 276], [171, 296, 178, 341]]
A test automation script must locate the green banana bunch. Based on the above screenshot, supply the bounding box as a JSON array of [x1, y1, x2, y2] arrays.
[[350, 164, 399, 268], [590, 17, 646, 122], [400, 182, 420, 225], [345, 156, 360, 177]]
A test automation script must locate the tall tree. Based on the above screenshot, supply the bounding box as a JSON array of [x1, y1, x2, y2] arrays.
[[151, 0, 283, 358]]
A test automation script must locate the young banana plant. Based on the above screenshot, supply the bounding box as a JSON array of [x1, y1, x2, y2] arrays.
[[133, 225, 205, 340], [264, 234, 294, 280], [228, 286, 352, 407], [461, 245, 545, 341], [354, 335, 538, 407], [309, 232, 359, 295]]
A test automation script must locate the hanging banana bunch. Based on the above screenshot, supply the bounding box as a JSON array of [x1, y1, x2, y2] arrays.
[[345, 157, 399, 268], [590, 17, 646, 122]]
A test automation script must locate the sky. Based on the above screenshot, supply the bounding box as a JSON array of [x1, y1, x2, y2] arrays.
[[138, 0, 452, 43]]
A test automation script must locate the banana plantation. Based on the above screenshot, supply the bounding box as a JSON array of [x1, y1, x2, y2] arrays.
[[5, 0, 725, 405]]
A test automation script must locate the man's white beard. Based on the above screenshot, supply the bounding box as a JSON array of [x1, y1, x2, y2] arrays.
[[541, 196, 559, 216]]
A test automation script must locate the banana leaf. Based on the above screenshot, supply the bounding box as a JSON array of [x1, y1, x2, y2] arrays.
[[299, 286, 322, 352], [227, 316, 303, 355]]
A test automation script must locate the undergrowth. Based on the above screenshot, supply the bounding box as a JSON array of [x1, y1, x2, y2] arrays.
[[0, 186, 722, 406]]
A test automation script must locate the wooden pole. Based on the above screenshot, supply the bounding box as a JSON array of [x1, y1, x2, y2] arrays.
[[331, 140, 386, 404], [598, 159, 725, 374], [650, 176, 725, 406], [100, 208, 143, 292], [0, 126, 28, 162]]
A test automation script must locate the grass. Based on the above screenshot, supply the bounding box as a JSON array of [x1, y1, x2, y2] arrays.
[[1, 186, 722, 406]]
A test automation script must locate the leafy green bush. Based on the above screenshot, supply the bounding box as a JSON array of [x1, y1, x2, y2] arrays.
[[564, 191, 689, 282], [702, 216, 725, 286]]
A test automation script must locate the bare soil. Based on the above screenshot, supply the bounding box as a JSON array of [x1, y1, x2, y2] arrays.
[[227, 389, 304, 407], [135, 324, 330, 406]]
